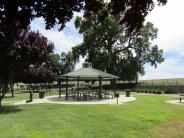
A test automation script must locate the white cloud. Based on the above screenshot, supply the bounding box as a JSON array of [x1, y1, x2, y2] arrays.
[[140, 57, 184, 80], [30, 16, 84, 69], [146, 0, 184, 55], [141, 0, 184, 80], [31, 17, 83, 53]]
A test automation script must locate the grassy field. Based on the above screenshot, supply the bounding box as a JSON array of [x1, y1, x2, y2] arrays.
[[4, 89, 59, 102], [1, 94, 184, 138]]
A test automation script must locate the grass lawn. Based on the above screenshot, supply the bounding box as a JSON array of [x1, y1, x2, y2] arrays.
[[3, 89, 59, 102], [0, 95, 184, 138], [3, 89, 120, 102]]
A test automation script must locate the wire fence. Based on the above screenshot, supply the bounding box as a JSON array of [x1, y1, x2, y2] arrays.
[[136, 79, 184, 93]]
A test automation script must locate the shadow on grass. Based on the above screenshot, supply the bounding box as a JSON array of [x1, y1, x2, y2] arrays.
[[0, 105, 23, 115]]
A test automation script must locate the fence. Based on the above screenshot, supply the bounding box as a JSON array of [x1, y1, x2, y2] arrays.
[[136, 80, 184, 93]]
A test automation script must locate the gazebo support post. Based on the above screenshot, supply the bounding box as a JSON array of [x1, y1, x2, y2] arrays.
[[58, 78, 61, 98], [77, 77, 79, 90], [113, 78, 116, 96], [99, 76, 102, 100], [65, 76, 68, 100]]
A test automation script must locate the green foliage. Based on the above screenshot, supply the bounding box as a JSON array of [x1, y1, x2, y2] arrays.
[[118, 57, 145, 81], [133, 88, 164, 94], [46, 53, 63, 76], [46, 52, 75, 78], [72, 12, 164, 81], [60, 52, 75, 74]]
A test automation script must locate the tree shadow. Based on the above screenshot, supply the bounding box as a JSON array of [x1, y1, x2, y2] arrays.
[[0, 105, 23, 115]]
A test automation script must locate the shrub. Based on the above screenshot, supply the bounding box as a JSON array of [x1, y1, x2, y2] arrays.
[[148, 89, 154, 94], [157, 90, 162, 94], [164, 88, 175, 94]]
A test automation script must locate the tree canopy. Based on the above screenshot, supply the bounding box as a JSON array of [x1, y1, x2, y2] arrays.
[[72, 13, 164, 81], [0, 29, 54, 107], [0, 0, 167, 33], [45, 52, 75, 78], [23, 64, 56, 84]]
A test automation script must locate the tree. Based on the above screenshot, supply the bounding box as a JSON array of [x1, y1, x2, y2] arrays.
[[0, 30, 54, 107], [72, 12, 164, 81], [23, 65, 55, 84], [0, 0, 167, 107], [45, 52, 75, 97], [60, 52, 75, 74], [46, 52, 75, 77], [22, 64, 56, 102], [0, 0, 167, 34], [118, 57, 145, 83], [46, 53, 63, 76]]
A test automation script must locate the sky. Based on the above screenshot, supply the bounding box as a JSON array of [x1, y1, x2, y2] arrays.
[[30, 0, 184, 80]]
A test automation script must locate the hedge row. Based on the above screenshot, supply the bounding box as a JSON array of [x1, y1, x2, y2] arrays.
[[131, 88, 164, 94]]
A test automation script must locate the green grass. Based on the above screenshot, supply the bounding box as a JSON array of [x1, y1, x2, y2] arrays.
[[4, 93, 40, 101], [1, 95, 184, 138], [4, 89, 59, 102]]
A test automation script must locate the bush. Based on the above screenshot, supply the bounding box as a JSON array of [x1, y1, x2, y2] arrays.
[[153, 90, 156, 94], [148, 89, 152, 94], [140, 89, 144, 93], [134, 87, 164, 94], [131, 88, 135, 92], [164, 88, 175, 94], [157, 90, 162, 94]]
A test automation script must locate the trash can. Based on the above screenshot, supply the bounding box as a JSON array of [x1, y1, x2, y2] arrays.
[[125, 89, 131, 97], [39, 89, 45, 99]]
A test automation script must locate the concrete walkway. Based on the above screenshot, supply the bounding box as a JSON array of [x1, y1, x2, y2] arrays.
[[12, 95, 136, 105], [166, 100, 184, 105]]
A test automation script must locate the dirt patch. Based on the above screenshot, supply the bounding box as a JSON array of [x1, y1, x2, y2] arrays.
[[152, 120, 184, 138]]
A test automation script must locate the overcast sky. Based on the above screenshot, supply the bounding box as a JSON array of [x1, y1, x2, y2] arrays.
[[30, 0, 184, 80]]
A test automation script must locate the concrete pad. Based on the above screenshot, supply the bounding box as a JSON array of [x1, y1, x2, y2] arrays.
[[13, 95, 136, 105], [166, 100, 184, 105]]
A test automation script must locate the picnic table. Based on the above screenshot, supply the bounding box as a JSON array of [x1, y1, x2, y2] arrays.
[[68, 88, 113, 101], [69, 89, 93, 101]]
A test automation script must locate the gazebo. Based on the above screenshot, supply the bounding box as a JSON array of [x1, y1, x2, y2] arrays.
[[62, 62, 119, 100]]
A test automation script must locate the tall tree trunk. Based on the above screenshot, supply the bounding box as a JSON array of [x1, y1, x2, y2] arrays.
[[58, 79, 61, 98], [0, 82, 9, 108], [135, 77, 138, 84], [0, 98, 2, 108], [10, 83, 14, 97], [16, 83, 19, 91], [0, 94, 4, 108], [48, 83, 51, 94]]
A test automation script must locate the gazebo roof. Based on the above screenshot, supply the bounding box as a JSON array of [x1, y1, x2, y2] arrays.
[[62, 67, 119, 79]]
